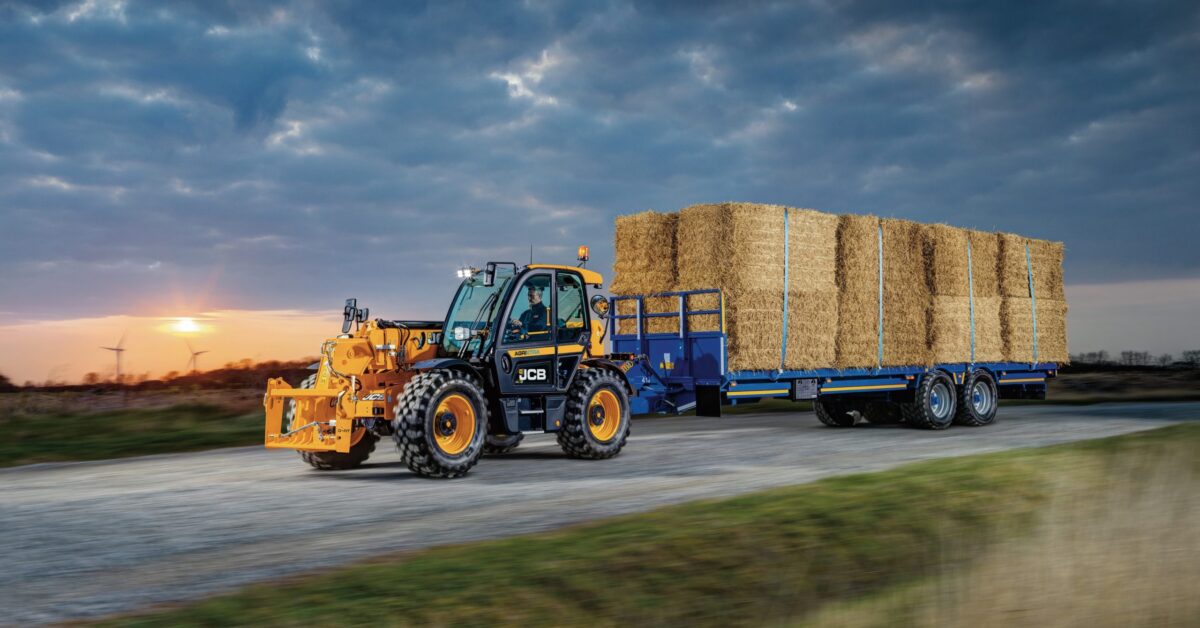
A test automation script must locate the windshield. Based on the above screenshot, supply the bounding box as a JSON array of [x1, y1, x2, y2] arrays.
[[442, 267, 516, 355]]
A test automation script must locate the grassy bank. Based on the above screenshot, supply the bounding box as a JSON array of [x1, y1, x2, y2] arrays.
[[0, 404, 262, 467], [100, 425, 1198, 627]]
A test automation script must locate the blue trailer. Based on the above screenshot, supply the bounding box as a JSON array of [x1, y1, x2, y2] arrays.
[[608, 289, 1057, 429]]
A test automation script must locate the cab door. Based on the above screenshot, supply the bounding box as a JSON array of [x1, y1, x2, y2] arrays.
[[496, 271, 557, 396], [553, 270, 590, 391]]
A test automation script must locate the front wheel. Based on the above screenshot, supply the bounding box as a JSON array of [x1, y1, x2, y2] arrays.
[[393, 371, 488, 478], [558, 369, 631, 459]]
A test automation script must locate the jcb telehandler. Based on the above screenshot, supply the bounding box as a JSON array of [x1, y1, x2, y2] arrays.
[[263, 251, 632, 478]]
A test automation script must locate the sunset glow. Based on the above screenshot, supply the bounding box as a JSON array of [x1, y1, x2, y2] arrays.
[[171, 318, 201, 334]]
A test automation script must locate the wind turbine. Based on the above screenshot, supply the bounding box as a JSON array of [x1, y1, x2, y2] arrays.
[[101, 332, 127, 383], [186, 339, 209, 374]]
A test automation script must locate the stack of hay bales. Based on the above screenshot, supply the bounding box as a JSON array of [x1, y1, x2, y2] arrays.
[[999, 234, 1068, 363], [834, 214, 883, 368], [834, 217, 935, 368], [927, 227, 1005, 363], [611, 204, 1067, 370], [675, 203, 838, 371], [610, 211, 678, 334]]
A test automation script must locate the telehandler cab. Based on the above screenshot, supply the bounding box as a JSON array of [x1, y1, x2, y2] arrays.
[[264, 251, 632, 478]]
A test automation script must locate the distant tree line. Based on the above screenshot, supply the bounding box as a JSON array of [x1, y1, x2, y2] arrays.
[[1070, 350, 1200, 367], [2, 358, 317, 392]]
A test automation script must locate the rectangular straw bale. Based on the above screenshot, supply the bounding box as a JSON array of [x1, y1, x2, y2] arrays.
[[1028, 239, 1065, 301], [785, 291, 839, 369], [880, 219, 932, 366], [973, 296, 1004, 362], [931, 295, 1004, 363], [611, 210, 678, 334], [931, 296, 971, 363], [1002, 297, 1069, 363], [835, 214, 882, 368], [967, 230, 1000, 298], [725, 290, 784, 372], [783, 208, 840, 368], [928, 224, 970, 297], [999, 234, 1065, 300], [787, 208, 840, 293]]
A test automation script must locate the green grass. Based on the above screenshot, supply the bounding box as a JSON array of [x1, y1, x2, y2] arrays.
[[0, 404, 263, 467], [103, 425, 1199, 627]]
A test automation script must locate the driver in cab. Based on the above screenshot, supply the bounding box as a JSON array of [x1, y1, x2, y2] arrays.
[[510, 284, 549, 338]]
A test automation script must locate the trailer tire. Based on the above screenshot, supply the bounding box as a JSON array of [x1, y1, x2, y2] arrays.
[[862, 401, 904, 424], [901, 371, 957, 430], [558, 368, 630, 459], [954, 370, 998, 427], [284, 374, 379, 471], [814, 398, 855, 427], [483, 432, 524, 454], [393, 371, 488, 478]]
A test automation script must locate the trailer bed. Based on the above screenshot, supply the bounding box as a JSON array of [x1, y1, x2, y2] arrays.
[[609, 290, 1057, 417]]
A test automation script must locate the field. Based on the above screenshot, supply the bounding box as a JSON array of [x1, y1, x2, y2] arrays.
[[91, 424, 1199, 627], [1, 366, 1196, 467]]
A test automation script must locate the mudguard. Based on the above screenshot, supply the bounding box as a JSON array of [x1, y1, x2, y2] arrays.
[[581, 357, 635, 395]]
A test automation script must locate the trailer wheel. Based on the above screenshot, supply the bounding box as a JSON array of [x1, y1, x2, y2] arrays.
[[558, 368, 630, 459], [393, 370, 488, 478], [901, 371, 956, 430], [814, 398, 855, 427], [483, 432, 524, 454], [285, 374, 378, 470], [861, 401, 904, 424], [954, 370, 998, 427]]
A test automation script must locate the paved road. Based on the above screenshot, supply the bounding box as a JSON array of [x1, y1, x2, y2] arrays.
[[2, 402, 1196, 624]]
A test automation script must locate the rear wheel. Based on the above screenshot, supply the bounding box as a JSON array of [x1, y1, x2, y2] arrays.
[[286, 374, 378, 470], [393, 371, 488, 478], [901, 371, 957, 430], [814, 398, 855, 427], [484, 432, 524, 454], [559, 369, 630, 459], [955, 370, 998, 427]]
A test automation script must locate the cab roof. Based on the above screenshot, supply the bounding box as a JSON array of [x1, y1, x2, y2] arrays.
[[527, 264, 604, 286]]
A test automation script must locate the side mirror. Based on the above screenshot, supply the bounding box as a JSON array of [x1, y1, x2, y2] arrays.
[[589, 295, 610, 319], [484, 262, 496, 287]]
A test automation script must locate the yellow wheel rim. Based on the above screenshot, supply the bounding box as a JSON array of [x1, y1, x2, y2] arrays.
[[433, 393, 476, 455], [587, 388, 622, 442]]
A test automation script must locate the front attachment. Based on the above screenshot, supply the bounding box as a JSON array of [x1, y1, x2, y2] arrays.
[[264, 377, 359, 453]]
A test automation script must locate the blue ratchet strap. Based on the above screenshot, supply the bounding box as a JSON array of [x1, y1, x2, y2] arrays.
[[780, 208, 790, 370], [877, 225, 884, 368], [967, 239, 976, 363], [1025, 244, 1039, 365]]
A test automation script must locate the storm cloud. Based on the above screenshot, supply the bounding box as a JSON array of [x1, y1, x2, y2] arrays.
[[1, 0, 1198, 322]]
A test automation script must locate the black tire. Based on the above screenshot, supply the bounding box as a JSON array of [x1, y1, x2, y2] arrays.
[[901, 371, 957, 430], [301, 433, 380, 470], [861, 401, 904, 424], [285, 374, 379, 471], [393, 371, 488, 478], [483, 432, 525, 454], [814, 398, 856, 427], [955, 370, 998, 427], [558, 369, 630, 459]]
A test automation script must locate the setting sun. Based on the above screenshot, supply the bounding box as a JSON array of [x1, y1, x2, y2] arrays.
[[171, 317, 201, 334]]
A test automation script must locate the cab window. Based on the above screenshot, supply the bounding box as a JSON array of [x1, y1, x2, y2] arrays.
[[556, 273, 587, 344], [504, 274, 553, 345]]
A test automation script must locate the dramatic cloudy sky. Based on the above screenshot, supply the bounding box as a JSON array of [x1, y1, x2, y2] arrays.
[[1, 0, 1198, 381]]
